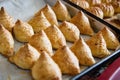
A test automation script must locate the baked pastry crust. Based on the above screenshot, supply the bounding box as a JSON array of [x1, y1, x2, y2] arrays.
[[0, 7, 14, 32], [28, 12, 51, 33], [71, 37, 95, 66], [29, 30, 53, 56], [32, 51, 62, 80], [35, 4, 58, 26], [52, 46, 80, 75], [13, 20, 34, 42], [70, 11, 94, 36], [101, 0, 112, 3], [78, 0, 89, 9], [86, 0, 101, 6], [44, 25, 66, 49], [88, 7, 104, 19], [52, 0, 71, 21], [112, 1, 120, 13], [9, 43, 40, 69], [0, 24, 14, 57], [86, 32, 110, 58], [96, 3, 114, 17], [59, 21, 80, 42], [100, 27, 120, 50]]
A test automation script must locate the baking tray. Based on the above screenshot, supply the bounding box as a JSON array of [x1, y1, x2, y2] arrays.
[[0, 0, 120, 80], [61, 0, 120, 80], [63, 0, 120, 40]]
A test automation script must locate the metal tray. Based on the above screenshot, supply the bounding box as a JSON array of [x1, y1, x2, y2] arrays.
[[61, 0, 120, 80]]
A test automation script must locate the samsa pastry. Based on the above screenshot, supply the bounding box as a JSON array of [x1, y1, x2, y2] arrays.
[[71, 37, 95, 66], [45, 25, 66, 49], [13, 20, 34, 42], [112, 1, 120, 13], [0, 24, 14, 57], [32, 51, 62, 80], [77, 0, 90, 9], [100, 27, 120, 50], [87, 7, 104, 19], [52, 46, 80, 75], [101, 0, 112, 4], [70, 11, 94, 36], [59, 21, 80, 42], [70, 0, 80, 4], [86, 32, 110, 58], [28, 12, 51, 33], [29, 30, 53, 56], [35, 4, 58, 26], [96, 3, 114, 17], [9, 44, 40, 69], [86, 0, 101, 6], [0, 7, 14, 32], [52, 0, 71, 21]]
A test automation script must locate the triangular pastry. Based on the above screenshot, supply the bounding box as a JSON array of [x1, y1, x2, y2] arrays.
[[86, 32, 110, 58], [70, 11, 94, 36], [71, 37, 95, 66], [77, 0, 89, 9], [52, 0, 71, 21], [28, 11, 51, 33], [13, 20, 34, 42], [9, 43, 40, 69], [112, 1, 120, 13], [0, 7, 14, 32], [44, 25, 66, 49], [52, 46, 80, 75], [86, 0, 101, 6], [29, 30, 53, 56], [59, 21, 80, 42], [0, 24, 14, 57], [96, 3, 114, 17], [100, 27, 120, 50], [87, 7, 103, 19], [101, 0, 111, 4], [35, 4, 58, 26], [31, 51, 62, 80]]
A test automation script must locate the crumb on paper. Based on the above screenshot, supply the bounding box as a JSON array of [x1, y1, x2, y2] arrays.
[[7, 75, 11, 80]]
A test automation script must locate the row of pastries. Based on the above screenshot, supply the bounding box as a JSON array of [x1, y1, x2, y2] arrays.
[[0, 0, 120, 80], [70, 0, 120, 18]]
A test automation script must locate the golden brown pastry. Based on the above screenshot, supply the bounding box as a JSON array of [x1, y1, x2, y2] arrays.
[[32, 51, 62, 80], [59, 21, 80, 42], [87, 7, 104, 19], [96, 3, 114, 17], [70, 0, 80, 4], [44, 25, 66, 49], [52, 46, 80, 75], [13, 20, 34, 42], [101, 0, 112, 4], [29, 30, 53, 56], [35, 4, 58, 26], [9, 43, 40, 69], [28, 11, 51, 33], [77, 0, 90, 9], [71, 37, 95, 66], [86, 32, 110, 58], [0, 24, 14, 57], [0, 7, 14, 32], [100, 27, 120, 50], [70, 11, 94, 36], [86, 0, 101, 6], [52, 0, 71, 21], [112, 1, 120, 13]]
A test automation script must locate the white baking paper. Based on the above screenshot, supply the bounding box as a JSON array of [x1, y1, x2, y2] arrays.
[[0, 0, 73, 80]]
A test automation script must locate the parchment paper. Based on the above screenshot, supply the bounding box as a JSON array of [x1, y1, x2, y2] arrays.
[[0, 0, 72, 80]]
